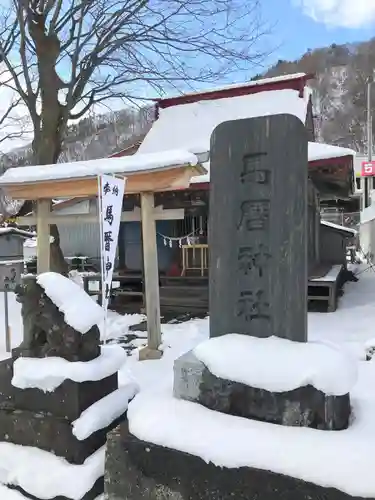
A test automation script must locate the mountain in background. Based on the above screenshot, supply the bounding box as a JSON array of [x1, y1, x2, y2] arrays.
[[258, 38, 375, 153], [3, 37, 375, 167], [0, 106, 154, 170]]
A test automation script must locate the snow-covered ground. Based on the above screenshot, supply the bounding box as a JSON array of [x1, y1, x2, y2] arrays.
[[2, 265, 375, 498]]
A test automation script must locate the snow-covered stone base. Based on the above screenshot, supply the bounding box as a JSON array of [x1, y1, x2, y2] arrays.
[[193, 334, 357, 395], [173, 335, 354, 430], [106, 420, 368, 500], [124, 380, 375, 499]]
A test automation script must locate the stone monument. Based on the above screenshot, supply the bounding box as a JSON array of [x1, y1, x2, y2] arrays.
[[0, 274, 129, 499], [209, 114, 307, 341], [104, 116, 354, 500], [172, 115, 350, 429]]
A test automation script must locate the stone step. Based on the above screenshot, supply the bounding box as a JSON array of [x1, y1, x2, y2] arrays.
[[160, 276, 208, 286], [160, 288, 208, 299], [160, 296, 208, 306], [105, 422, 363, 500], [0, 408, 114, 465]]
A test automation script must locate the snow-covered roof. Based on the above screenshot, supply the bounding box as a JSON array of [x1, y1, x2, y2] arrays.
[[309, 143, 355, 162], [184, 142, 355, 185], [23, 236, 54, 248], [0, 149, 198, 185], [138, 87, 312, 156], [0, 227, 35, 239]]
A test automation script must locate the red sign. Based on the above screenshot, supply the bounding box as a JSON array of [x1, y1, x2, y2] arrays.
[[361, 161, 375, 176]]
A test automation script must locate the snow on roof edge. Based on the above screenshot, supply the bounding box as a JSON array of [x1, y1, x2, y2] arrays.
[[0, 149, 198, 185], [0, 227, 35, 238], [188, 140, 356, 185], [156, 73, 310, 102], [320, 220, 357, 235], [309, 142, 356, 162]]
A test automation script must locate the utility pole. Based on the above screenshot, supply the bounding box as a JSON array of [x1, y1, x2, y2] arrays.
[[365, 72, 374, 208]]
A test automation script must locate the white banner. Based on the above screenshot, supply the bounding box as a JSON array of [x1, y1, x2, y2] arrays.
[[98, 174, 126, 317]]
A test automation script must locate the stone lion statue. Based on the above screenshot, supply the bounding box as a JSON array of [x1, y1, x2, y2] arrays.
[[15, 277, 100, 362]]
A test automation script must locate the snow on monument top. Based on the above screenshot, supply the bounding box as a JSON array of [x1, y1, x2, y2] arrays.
[[194, 334, 357, 396], [37, 272, 104, 334]]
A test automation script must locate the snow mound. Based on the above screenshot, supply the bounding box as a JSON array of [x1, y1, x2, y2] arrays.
[[12, 345, 126, 392], [0, 484, 30, 499], [37, 272, 104, 334], [194, 334, 357, 396], [0, 442, 104, 500], [72, 383, 138, 441]]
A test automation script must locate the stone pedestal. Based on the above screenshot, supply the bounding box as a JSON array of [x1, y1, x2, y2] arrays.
[[0, 356, 119, 464], [12, 371, 117, 421], [105, 423, 367, 500], [0, 356, 123, 499], [0, 275, 127, 500], [0, 407, 113, 464], [173, 351, 351, 431]]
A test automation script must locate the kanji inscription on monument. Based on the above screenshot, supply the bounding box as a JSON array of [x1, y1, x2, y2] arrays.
[[209, 115, 308, 341]]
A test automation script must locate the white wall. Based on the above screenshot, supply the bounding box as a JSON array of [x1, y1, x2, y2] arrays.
[[360, 201, 375, 260], [54, 199, 90, 215], [360, 222, 372, 257]]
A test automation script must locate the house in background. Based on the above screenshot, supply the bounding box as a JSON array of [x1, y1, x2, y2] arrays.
[[18, 72, 356, 313], [0, 227, 35, 263]]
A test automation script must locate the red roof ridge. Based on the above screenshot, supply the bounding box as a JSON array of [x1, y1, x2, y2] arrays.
[[155, 73, 315, 110]]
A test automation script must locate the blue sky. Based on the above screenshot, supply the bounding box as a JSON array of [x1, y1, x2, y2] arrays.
[[263, 0, 375, 67]]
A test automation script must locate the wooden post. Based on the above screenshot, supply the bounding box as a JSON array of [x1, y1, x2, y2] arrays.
[[4, 288, 10, 353], [36, 199, 51, 274], [139, 192, 162, 359]]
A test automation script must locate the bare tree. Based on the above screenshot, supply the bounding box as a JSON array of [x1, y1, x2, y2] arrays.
[[0, 98, 28, 149], [0, 0, 269, 271], [0, 0, 269, 164]]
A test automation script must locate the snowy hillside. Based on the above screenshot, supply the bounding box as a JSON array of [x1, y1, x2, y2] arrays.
[[0, 106, 153, 170], [261, 39, 375, 152]]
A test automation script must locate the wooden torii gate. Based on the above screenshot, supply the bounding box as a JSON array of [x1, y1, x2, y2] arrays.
[[0, 153, 206, 360]]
